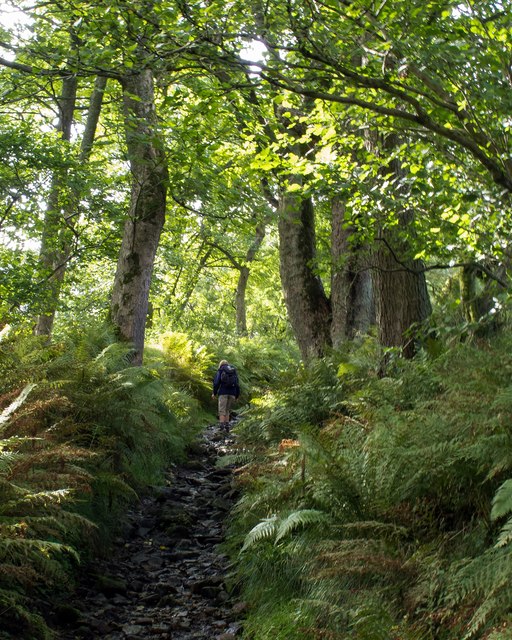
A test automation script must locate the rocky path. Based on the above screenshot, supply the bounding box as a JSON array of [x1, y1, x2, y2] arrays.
[[52, 424, 243, 640]]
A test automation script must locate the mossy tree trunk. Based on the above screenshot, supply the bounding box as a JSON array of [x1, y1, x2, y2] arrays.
[[278, 190, 332, 359], [110, 68, 168, 365], [459, 263, 506, 335]]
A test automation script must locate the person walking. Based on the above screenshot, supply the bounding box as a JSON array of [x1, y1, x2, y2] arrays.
[[212, 360, 240, 430]]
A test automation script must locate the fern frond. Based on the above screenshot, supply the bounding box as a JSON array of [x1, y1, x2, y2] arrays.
[[217, 452, 255, 468], [314, 540, 406, 579], [492, 479, 512, 521], [462, 584, 512, 640], [0, 586, 52, 639], [496, 518, 512, 548], [23, 512, 98, 540], [0, 488, 72, 514], [0, 563, 40, 586], [0, 450, 20, 472], [0, 383, 37, 430], [275, 510, 330, 542], [0, 477, 29, 499], [93, 472, 139, 500], [0, 436, 34, 450], [242, 516, 278, 551], [9, 445, 96, 479], [334, 520, 408, 541], [0, 537, 79, 563], [350, 602, 395, 640]]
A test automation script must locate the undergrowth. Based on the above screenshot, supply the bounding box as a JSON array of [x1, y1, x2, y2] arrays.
[[0, 324, 210, 638], [229, 334, 512, 640]]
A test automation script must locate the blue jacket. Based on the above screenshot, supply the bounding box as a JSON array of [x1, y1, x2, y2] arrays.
[[213, 364, 240, 398]]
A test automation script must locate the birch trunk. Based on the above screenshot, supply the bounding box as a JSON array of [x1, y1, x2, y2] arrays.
[[34, 74, 77, 336]]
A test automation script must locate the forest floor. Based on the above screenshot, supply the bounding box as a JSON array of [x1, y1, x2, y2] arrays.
[[49, 423, 244, 640]]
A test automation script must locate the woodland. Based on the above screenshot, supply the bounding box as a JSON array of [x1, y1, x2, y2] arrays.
[[1, 0, 512, 638]]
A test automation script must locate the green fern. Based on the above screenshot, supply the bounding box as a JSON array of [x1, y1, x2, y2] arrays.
[[1, 489, 72, 513], [0, 587, 52, 640], [242, 510, 331, 551], [231, 337, 512, 640], [0, 537, 78, 563], [492, 479, 512, 522], [242, 516, 278, 550], [496, 520, 512, 548], [0, 324, 205, 635], [350, 601, 395, 640], [0, 450, 20, 472], [275, 510, 330, 542]]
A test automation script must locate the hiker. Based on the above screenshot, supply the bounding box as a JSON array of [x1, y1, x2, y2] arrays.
[[212, 360, 240, 430]]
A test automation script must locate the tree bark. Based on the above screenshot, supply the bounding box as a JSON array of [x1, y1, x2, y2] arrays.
[[235, 266, 250, 336], [330, 198, 373, 347], [366, 133, 431, 359], [35, 75, 107, 336], [278, 191, 331, 359], [373, 234, 431, 358], [460, 265, 480, 324], [34, 73, 77, 336], [110, 68, 168, 365], [235, 220, 266, 336]]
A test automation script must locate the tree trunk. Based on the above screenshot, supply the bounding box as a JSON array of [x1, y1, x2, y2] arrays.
[[460, 265, 480, 323], [373, 230, 431, 358], [368, 134, 431, 359], [175, 246, 212, 320], [110, 68, 168, 365], [34, 73, 77, 336], [460, 263, 504, 335], [330, 198, 373, 347], [35, 75, 107, 336], [236, 266, 250, 336], [278, 191, 331, 359], [235, 220, 266, 336]]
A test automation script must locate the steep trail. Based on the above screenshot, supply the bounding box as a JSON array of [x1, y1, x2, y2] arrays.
[[51, 424, 243, 640]]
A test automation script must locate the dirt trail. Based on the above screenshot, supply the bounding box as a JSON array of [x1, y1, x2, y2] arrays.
[[51, 424, 243, 640]]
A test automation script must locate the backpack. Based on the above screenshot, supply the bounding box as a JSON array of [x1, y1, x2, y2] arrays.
[[220, 365, 238, 387]]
